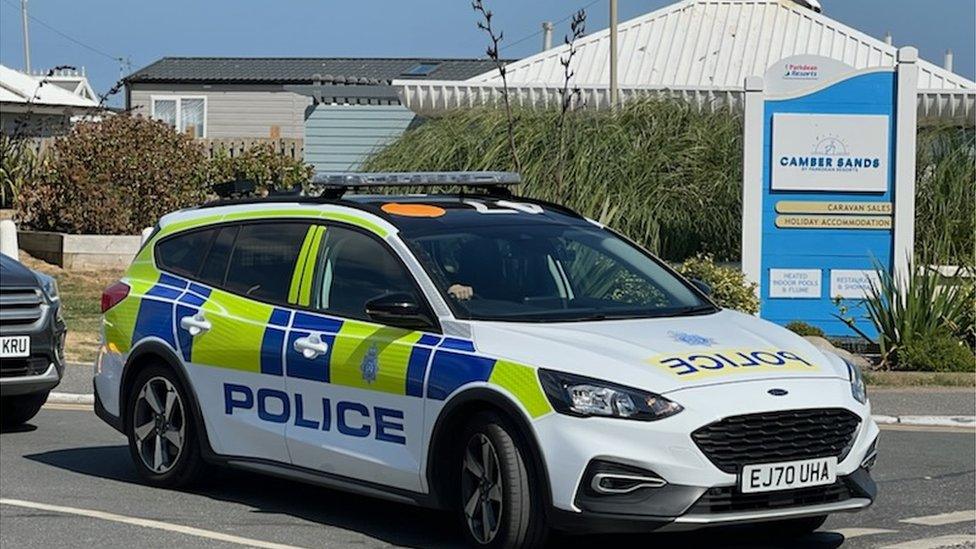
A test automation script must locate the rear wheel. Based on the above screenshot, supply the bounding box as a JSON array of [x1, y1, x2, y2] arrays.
[[456, 411, 547, 548], [126, 365, 205, 487], [0, 391, 48, 427]]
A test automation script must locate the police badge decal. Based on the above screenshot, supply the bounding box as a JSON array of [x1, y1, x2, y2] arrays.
[[361, 343, 379, 383]]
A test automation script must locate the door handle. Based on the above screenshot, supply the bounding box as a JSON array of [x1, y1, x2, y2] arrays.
[[179, 313, 212, 336], [294, 334, 329, 359]]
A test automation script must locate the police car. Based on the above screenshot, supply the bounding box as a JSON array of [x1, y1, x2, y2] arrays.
[[94, 172, 878, 547]]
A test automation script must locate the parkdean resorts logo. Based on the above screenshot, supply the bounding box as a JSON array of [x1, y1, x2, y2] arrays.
[[779, 133, 882, 174], [784, 62, 819, 80]]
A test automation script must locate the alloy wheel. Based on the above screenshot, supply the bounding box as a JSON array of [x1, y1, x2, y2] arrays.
[[132, 376, 186, 474], [461, 433, 504, 544]]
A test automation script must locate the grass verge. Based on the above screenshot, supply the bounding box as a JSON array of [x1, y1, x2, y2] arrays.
[[18, 252, 123, 363], [865, 371, 975, 388]]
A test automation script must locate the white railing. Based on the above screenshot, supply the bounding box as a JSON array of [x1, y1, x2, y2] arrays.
[[395, 80, 975, 124]]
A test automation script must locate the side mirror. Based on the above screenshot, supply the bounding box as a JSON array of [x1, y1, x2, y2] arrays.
[[690, 278, 712, 296], [365, 293, 435, 330]]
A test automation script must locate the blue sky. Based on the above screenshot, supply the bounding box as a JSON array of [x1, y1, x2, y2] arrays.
[[1, 0, 973, 106]]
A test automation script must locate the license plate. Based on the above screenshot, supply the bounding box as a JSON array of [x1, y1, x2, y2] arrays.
[[0, 336, 30, 358], [740, 457, 837, 494]]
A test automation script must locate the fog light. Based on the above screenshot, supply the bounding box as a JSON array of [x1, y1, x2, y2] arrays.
[[591, 473, 667, 494]]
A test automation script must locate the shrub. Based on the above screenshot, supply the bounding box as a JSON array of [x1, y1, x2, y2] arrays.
[[675, 254, 759, 314], [841, 259, 974, 369], [915, 126, 975, 267], [896, 332, 975, 372], [785, 321, 825, 338], [17, 116, 208, 235], [209, 143, 313, 194], [0, 134, 40, 209]]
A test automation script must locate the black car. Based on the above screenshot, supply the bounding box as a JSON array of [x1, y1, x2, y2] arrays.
[[0, 253, 67, 427]]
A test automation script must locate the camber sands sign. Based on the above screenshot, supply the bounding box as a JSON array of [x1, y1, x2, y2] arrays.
[[741, 50, 919, 337]]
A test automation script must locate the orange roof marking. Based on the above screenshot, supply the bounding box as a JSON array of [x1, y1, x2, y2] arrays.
[[381, 203, 446, 218]]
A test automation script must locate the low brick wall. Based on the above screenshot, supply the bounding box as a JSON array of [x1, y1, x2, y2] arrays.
[[19, 230, 142, 269]]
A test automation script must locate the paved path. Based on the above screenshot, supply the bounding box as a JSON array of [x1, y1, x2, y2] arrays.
[[1, 406, 973, 548], [869, 388, 975, 417]]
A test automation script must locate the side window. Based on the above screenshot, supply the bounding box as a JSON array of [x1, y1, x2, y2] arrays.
[[561, 238, 669, 306], [313, 226, 421, 321], [224, 223, 310, 302], [156, 228, 217, 277], [198, 225, 239, 286]]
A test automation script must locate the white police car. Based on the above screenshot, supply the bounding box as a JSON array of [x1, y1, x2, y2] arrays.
[[94, 172, 877, 547]]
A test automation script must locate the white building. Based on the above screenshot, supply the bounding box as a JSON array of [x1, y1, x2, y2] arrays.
[[0, 64, 101, 136], [394, 0, 974, 123]]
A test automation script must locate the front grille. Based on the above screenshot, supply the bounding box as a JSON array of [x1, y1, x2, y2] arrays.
[[690, 479, 853, 514], [0, 287, 43, 327], [692, 408, 861, 474], [0, 356, 49, 378]]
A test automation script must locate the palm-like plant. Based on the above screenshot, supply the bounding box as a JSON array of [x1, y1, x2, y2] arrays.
[[842, 257, 974, 368]]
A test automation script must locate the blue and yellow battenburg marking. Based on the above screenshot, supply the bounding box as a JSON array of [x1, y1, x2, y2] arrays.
[[647, 349, 818, 379], [119, 270, 552, 418]]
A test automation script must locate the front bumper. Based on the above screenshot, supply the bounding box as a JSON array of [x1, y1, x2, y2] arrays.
[[535, 377, 879, 533], [0, 362, 62, 396], [551, 465, 876, 534], [0, 294, 66, 397]]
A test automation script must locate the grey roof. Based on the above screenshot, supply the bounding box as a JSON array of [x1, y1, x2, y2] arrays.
[[125, 57, 506, 85]]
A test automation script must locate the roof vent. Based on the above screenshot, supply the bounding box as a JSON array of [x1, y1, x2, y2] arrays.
[[793, 0, 822, 13], [401, 62, 441, 77]]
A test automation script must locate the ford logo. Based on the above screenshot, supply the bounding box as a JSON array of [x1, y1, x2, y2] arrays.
[[767, 388, 789, 396]]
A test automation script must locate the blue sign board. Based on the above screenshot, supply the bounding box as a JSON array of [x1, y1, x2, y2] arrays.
[[756, 67, 900, 337]]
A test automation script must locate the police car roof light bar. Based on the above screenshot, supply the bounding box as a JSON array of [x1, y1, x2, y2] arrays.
[[312, 171, 521, 198]]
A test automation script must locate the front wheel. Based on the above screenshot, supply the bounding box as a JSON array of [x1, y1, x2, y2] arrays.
[[457, 411, 547, 548], [1, 391, 48, 427], [126, 365, 205, 487]]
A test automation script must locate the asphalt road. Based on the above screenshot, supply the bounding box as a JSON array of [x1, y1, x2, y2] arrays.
[[1, 406, 974, 549]]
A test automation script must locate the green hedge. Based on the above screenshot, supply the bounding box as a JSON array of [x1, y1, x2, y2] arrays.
[[365, 101, 975, 265]]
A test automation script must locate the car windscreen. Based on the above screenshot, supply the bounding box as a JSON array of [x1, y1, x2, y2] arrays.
[[401, 222, 715, 322]]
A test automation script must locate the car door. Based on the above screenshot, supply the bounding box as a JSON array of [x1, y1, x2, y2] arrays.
[[283, 224, 440, 492], [175, 221, 313, 463]]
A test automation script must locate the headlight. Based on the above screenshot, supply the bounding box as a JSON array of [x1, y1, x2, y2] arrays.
[[846, 359, 867, 404], [36, 273, 60, 302], [538, 369, 683, 421]]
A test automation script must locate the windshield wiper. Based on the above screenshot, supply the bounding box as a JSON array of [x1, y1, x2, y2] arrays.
[[664, 304, 718, 317]]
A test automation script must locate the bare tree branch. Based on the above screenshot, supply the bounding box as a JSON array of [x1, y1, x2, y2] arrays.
[[554, 10, 586, 191], [473, 0, 522, 174]]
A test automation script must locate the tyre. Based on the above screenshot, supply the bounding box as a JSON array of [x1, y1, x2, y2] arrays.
[[0, 391, 48, 427], [767, 514, 828, 536], [125, 364, 206, 487], [456, 411, 547, 548]]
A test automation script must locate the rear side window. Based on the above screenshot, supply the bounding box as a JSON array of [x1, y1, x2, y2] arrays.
[[224, 223, 310, 302], [198, 225, 239, 286], [155, 229, 217, 277]]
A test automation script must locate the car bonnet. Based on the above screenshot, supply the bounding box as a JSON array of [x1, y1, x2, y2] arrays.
[[467, 308, 849, 394]]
